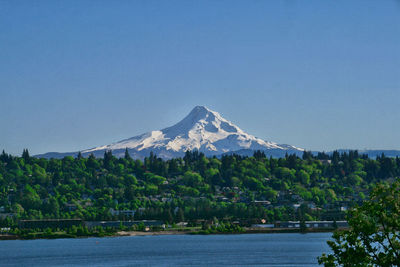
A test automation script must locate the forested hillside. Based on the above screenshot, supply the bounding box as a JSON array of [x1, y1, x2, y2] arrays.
[[1, 149, 399, 226]]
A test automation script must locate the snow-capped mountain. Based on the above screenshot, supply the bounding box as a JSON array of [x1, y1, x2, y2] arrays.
[[36, 106, 304, 159]]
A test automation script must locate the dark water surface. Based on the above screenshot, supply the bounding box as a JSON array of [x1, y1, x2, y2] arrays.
[[0, 233, 331, 266]]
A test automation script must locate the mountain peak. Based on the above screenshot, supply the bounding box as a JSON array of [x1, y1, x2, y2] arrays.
[[186, 105, 212, 119], [192, 105, 211, 112], [40, 106, 304, 159], [185, 106, 217, 121]]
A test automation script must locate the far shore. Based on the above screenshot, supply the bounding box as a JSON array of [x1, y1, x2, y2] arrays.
[[117, 230, 188, 236], [117, 227, 341, 237], [0, 227, 343, 241]]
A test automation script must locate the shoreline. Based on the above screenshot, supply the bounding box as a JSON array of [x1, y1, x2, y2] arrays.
[[117, 230, 188, 237], [0, 227, 342, 240]]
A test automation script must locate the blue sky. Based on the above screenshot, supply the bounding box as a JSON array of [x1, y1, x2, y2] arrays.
[[1, 0, 399, 155]]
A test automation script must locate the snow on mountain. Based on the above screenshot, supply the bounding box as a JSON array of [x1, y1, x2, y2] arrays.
[[37, 106, 304, 159]]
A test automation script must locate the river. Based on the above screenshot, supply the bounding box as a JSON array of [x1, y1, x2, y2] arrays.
[[0, 232, 332, 266]]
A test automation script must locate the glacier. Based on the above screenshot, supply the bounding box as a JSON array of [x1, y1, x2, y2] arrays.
[[36, 106, 304, 159]]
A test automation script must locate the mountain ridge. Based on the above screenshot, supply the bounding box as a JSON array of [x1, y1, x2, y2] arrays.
[[36, 106, 400, 159], [36, 106, 304, 159]]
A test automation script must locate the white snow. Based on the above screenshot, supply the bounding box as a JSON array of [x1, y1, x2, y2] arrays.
[[82, 106, 303, 155]]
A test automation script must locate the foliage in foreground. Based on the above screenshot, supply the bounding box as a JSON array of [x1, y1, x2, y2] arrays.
[[319, 180, 400, 266]]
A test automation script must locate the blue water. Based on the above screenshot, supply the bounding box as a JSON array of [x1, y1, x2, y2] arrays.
[[0, 233, 331, 266]]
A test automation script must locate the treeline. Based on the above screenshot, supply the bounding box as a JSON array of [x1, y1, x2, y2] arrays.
[[0, 149, 399, 226]]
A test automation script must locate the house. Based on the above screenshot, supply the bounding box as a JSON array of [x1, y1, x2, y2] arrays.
[[340, 206, 348, 211], [65, 203, 78, 212], [319, 160, 332, 165], [0, 227, 11, 233], [251, 224, 275, 228], [0, 213, 14, 219], [216, 195, 229, 202], [291, 194, 304, 202], [173, 207, 179, 215], [81, 194, 94, 200], [109, 208, 135, 217], [275, 220, 348, 229], [307, 202, 318, 210], [176, 222, 188, 227], [84, 220, 164, 229], [83, 201, 93, 208], [253, 200, 271, 207], [292, 203, 301, 210], [304, 221, 349, 228]]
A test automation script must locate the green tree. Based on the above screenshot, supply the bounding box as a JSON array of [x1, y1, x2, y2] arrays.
[[20, 185, 41, 211], [182, 171, 203, 187], [22, 149, 30, 162], [319, 180, 400, 266], [177, 208, 185, 222], [124, 148, 132, 161], [300, 219, 307, 233], [297, 169, 310, 185]]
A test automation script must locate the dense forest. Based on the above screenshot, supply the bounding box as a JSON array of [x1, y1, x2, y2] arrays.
[[1, 149, 399, 227]]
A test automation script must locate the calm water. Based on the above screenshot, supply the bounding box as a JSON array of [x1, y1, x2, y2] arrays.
[[0, 233, 331, 266]]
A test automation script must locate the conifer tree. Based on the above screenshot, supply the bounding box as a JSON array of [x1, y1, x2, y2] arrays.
[[22, 149, 30, 162], [177, 208, 185, 222], [0, 150, 8, 162], [124, 148, 132, 161], [103, 150, 114, 170]]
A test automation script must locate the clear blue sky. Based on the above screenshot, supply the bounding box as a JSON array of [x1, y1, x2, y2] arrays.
[[1, 0, 399, 155]]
